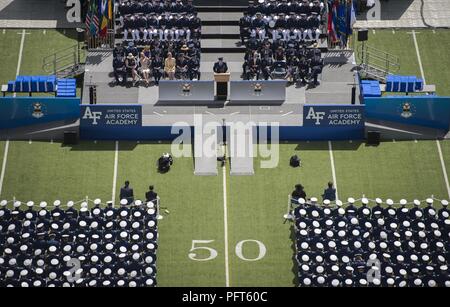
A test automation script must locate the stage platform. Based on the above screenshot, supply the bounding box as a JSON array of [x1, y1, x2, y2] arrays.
[[82, 49, 360, 128]]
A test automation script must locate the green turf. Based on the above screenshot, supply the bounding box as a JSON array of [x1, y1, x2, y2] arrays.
[[1, 28, 450, 287], [20, 29, 79, 76], [415, 30, 450, 96], [115, 142, 226, 287], [332, 140, 449, 201], [0, 30, 21, 85], [354, 30, 421, 77], [0, 141, 115, 203], [439, 140, 450, 197], [228, 142, 333, 286]]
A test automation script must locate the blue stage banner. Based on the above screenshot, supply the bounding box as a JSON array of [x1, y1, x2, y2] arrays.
[[303, 105, 365, 127], [0, 96, 80, 129], [365, 96, 450, 130], [80, 105, 142, 128]]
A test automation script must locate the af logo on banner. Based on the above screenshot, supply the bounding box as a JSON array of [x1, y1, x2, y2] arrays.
[[303, 105, 365, 127], [81, 105, 142, 127]]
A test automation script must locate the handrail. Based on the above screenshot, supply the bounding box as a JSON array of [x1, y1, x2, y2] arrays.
[[42, 43, 86, 76]]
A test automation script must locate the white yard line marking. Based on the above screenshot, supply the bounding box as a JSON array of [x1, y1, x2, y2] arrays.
[[0, 30, 26, 196], [222, 144, 230, 287], [111, 141, 119, 204], [0, 140, 10, 197], [13, 29, 26, 98], [328, 141, 339, 201], [412, 30, 426, 84], [436, 140, 450, 199], [28, 139, 32, 144], [412, 32, 449, 198], [2, 29, 5, 34]]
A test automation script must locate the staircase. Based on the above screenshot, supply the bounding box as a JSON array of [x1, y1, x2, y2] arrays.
[[199, 3, 246, 80], [43, 43, 86, 79], [357, 43, 400, 82]]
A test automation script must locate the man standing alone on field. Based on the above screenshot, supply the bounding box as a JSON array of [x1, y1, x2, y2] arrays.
[[120, 180, 134, 204], [322, 182, 336, 202], [145, 185, 158, 203]]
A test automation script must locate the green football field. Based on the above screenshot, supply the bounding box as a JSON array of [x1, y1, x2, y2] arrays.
[[0, 29, 450, 286]]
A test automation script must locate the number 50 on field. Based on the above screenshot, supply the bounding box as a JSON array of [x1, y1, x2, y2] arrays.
[[188, 240, 267, 261]]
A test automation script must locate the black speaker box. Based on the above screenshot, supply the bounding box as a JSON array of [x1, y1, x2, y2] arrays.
[[358, 29, 369, 42], [367, 131, 380, 146], [63, 131, 78, 145]]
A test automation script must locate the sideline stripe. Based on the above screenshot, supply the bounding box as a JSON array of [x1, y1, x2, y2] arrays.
[[411, 31, 450, 198], [222, 144, 230, 287], [412, 30, 426, 84], [328, 141, 339, 201], [16, 29, 26, 79], [0, 140, 10, 197], [436, 140, 450, 199], [0, 30, 27, 197], [111, 141, 119, 204]]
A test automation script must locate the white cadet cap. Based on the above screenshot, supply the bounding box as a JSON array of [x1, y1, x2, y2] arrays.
[[53, 200, 61, 207], [13, 201, 21, 208], [94, 198, 101, 205], [298, 198, 306, 205], [426, 198, 433, 205], [135, 200, 142, 206], [399, 199, 407, 205], [347, 197, 355, 204], [361, 198, 369, 205], [386, 199, 394, 206], [67, 201, 74, 208], [442, 200, 449, 207], [120, 199, 128, 205], [39, 201, 47, 208], [375, 198, 382, 204]]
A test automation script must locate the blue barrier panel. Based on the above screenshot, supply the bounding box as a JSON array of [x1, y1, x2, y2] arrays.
[[0, 96, 80, 130], [365, 96, 450, 130], [80, 104, 365, 141]]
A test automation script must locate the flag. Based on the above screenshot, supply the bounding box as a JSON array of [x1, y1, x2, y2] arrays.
[[346, 0, 356, 35], [99, 0, 109, 38], [90, 0, 99, 36], [108, 0, 113, 20], [336, 2, 348, 45], [328, 0, 339, 43], [85, 8, 91, 30]]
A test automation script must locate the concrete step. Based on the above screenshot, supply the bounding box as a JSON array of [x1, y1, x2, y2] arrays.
[[197, 6, 246, 13], [202, 25, 240, 39], [195, 0, 248, 7], [199, 12, 242, 26], [201, 38, 244, 53]]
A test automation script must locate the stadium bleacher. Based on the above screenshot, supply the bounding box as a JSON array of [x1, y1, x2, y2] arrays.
[[240, 0, 325, 83], [113, 0, 202, 85], [0, 198, 158, 287], [292, 196, 450, 287]]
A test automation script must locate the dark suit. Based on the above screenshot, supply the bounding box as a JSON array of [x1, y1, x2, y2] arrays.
[[213, 61, 228, 73], [120, 186, 134, 204], [145, 191, 158, 203]]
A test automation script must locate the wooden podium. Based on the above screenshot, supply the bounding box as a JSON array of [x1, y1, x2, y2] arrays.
[[214, 73, 230, 101]]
